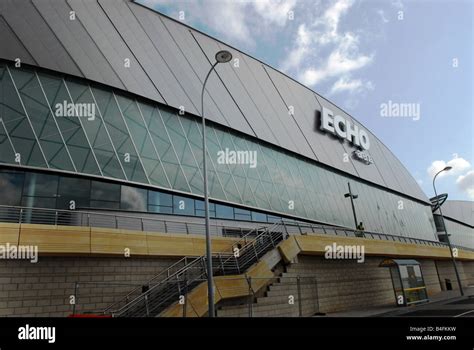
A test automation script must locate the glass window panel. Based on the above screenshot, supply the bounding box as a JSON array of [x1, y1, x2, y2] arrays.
[[234, 207, 251, 221], [186, 119, 227, 201], [23, 172, 58, 197], [195, 200, 216, 217], [1, 67, 47, 168], [90, 200, 119, 209], [214, 203, 233, 219], [0, 170, 24, 205], [10, 69, 75, 171], [21, 196, 56, 209], [57, 176, 91, 209], [89, 86, 147, 184], [90, 180, 120, 202], [121, 185, 147, 211], [139, 103, 190, 192], [148, 190, 173, 207], [252, 211, 267, 222], [173, 195, 195, 216], [161, 110, 203, 195], [39, 74, 105, 176], [148, 204, 173, 214]]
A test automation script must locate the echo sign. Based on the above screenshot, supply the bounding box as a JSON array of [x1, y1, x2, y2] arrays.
[[320, 107, 370, 150]]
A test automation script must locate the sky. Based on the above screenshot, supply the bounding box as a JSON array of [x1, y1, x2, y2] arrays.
[[138, 0, 473, 201]]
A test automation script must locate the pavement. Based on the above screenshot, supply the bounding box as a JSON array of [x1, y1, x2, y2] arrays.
[[322, 286, 474, 317]]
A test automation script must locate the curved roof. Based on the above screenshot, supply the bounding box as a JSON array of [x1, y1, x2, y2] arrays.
[[0, 0, 428, 203]]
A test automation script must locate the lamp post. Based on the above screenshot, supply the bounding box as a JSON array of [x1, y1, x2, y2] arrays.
[[200, 50, 233, 317], [433, 166, 464, 296], [344, 182, 359, 229]]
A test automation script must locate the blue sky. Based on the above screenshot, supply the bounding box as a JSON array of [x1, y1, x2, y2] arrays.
[[138, 0, 473, 201]]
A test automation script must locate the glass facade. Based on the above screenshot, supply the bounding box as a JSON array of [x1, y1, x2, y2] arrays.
[[0, 63, 438, 240], [0, 167, 281, 223]]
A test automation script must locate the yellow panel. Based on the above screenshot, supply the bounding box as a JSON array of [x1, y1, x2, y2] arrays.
[[19, 224, 90, 253], [0, 223, 20, 245], [278, 236, 301, 263], [295, 234, 474, 261]]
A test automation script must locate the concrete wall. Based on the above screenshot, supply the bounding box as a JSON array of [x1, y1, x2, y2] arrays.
[[435, 260, 470, 291], [0, 256, 178, 317]]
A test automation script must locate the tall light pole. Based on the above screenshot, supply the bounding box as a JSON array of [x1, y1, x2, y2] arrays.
[[433, 166, 464, 296], [344, 182, 359, 229], [201, 50, 233, 317]]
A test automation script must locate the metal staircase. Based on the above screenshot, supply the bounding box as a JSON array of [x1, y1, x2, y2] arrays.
[[104, 221, 287, 317]]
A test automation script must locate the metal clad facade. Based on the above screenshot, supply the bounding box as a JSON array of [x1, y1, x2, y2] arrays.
[[0, 0, 429, 204]]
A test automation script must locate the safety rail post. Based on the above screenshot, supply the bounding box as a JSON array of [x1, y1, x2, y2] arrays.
[[297, 276, 302, 317], [164, 220, 168, 233], [185, 222, 189, 235], [19, 208, 23, 224], [72, 282, 78, 315], [183, 275, 188, 318], [247, 276, 253, 317], [54, 210, 58, 227], [282, 220, 288, 238], [235, 255, 240, 275], [218, 253, 225, 275], [253, 242, 259, 262], [268, 229, 275, 247], [141, 218, 144, 232], [144, 293, 150, 317]]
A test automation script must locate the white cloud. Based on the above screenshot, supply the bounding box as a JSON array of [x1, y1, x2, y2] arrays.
[[141, 0, 296, 47], [279, 0, 374, 100], [427, 155, 471, 179], [377, 9, 389, 23], [252, 0, 297, 26], [330, 76, 374, 94], [456, 170, 474, 200]]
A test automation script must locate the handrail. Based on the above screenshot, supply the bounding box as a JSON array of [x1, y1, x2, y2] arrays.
[[101, 255, 193, 313], [107, 222, 273, 316], [108, 221, 286, 317]]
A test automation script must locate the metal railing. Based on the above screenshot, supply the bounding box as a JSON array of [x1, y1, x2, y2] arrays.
[[106, 221, 287, 317], [70, 275, 322, 318], [1, 205, 464, 250], [0, 205, 259, 237]]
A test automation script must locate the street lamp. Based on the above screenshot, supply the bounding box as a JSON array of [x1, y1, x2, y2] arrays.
[[344, 182, 359, 230], [433, 166, 464, 296], [200, 50, 232, 317]]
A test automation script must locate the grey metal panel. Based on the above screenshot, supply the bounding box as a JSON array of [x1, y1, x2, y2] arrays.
[[262, 66, 319, 161], [442, 200, 474, 226], [1, 0, 81, 76], [100, 0, 196, 113], [128, 3, 222, 120], [193, 32, 279, 145], [159, 15, 231, 127], [240, 55, 302, 154], [342, 118, 387, 186], [311, 94, 362, 177], [0, 16, 36, 65], [262, 66, 316, 160], [186, 31, 254, 136], [68, 0, 163, 103], [32, 0, 124, 90], [235, 58, 305, 155]]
